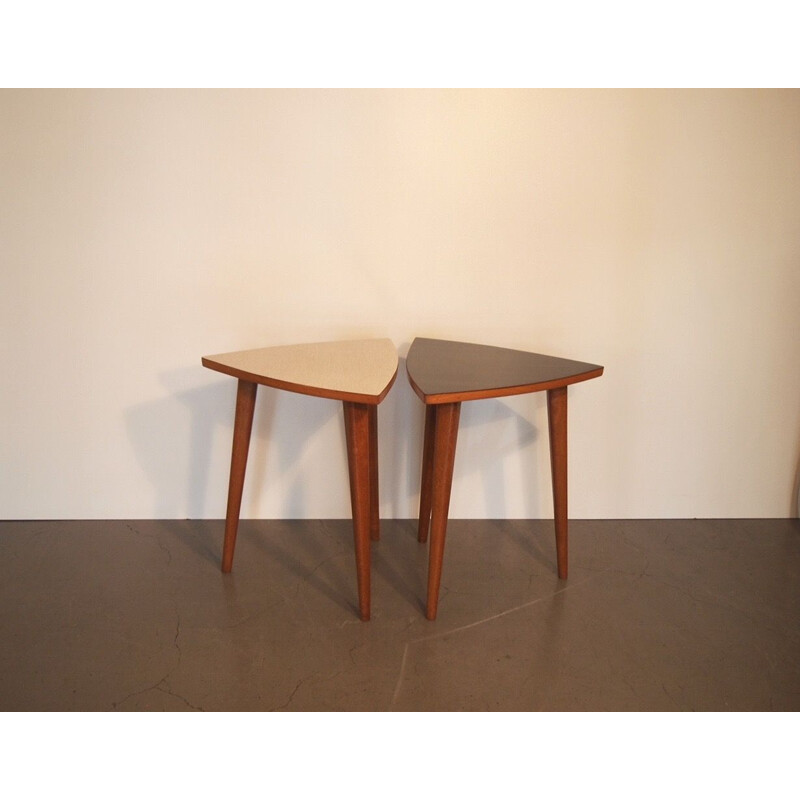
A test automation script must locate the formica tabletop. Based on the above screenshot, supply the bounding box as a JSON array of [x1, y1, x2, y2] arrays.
[[406, 337, 603, 404], [202, 338, 398, 404]]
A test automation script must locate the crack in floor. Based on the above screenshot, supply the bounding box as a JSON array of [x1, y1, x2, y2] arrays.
[[271, 677, 306, 711], [125, 522, 173, 566], [156, 682, 206, 711], [111, 615, 202, 711], [390, 570, 607, 706]]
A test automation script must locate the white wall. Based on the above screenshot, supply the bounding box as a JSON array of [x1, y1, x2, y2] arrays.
[[2, 89, 799, 520]]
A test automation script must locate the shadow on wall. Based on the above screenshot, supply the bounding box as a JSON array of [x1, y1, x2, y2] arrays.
[[795, 431, 800, 517], [380, 355, 421, 519], [125, 353, 550, 522], [456, 395, 541, 518], [125, 366, 337, 519], [398, 341, 543, 520], [125, 368, 233, 518]]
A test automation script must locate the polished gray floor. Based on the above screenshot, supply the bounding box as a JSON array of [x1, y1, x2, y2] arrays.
[[0, 518, 798, 711]]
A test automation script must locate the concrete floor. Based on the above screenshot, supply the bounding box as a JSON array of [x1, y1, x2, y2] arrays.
[[0, 518, 798, 711]]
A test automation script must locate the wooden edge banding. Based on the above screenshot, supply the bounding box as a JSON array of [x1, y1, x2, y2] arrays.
[[203, 359, 398, 405], [375, 366, 398, 404], [406, 366, 604, 405]]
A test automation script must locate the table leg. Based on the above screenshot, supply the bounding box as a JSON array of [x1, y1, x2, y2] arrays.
[[547, 386, 568, 579], [426, 402, 461, 620], [368, 404, 380, 542], [343, 401, 372, 621], [221, 379, 258, 573], [417, 404, 437, 543]]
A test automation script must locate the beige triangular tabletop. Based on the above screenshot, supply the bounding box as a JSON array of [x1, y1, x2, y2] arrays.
[[203, 338, 398, 404], [406, 338, 603, 403]]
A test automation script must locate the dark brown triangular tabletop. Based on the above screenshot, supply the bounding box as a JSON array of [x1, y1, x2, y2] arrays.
[[406, 337, 603, 404]]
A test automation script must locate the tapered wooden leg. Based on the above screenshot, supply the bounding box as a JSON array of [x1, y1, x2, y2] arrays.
[[417, 404, 437, 543], [343, 401, 372, 621], [368, 404, 380, 541], [547, 386, 568, 579], [426, 402, 461, 620], [221, 379, 258, 573]]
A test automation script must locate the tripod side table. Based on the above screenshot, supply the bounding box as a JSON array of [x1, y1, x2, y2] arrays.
[[202, 339, 398, 621], [406, 337, 603, 620]]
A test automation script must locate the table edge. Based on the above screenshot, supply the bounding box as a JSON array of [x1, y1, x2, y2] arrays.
[[407, 366, 604, 404], [202, 358, 398, 405]]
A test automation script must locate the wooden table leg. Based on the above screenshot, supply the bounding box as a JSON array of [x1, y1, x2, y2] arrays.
[[417, 404, 437, 543], [368, 404, 380, 542], [221, 379, 258, 573], [547, 386, 568, 579], [426, 402, 461, 620], [343, 401, 372, 621]]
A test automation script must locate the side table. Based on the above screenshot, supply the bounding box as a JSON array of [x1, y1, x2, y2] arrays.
[[406, 337, 603, 620], [202, 339, 398, 620]]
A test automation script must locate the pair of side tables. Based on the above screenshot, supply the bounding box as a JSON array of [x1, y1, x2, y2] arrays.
[[202, 338, 603, 621]]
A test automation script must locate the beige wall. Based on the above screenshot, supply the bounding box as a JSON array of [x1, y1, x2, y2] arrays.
[[2, 89, 799, 519]]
